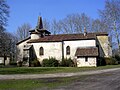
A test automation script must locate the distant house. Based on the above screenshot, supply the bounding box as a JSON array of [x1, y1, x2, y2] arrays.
[[16, 17, 112, 67], [0, 54, 10, 65]]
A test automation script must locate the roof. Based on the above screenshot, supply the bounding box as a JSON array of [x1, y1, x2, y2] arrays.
[[16, 32, 108, 44], [23, 45, 33, 50], [75, 47, 98, 57], [29, 29, 51, 34], [29, 16, 51, 35], [27, 33, 96, 43], [95, 32, 108, 36], [16, 37, 30, 45]]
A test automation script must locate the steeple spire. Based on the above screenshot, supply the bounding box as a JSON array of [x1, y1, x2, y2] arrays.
[[36, 16, 43, 29]]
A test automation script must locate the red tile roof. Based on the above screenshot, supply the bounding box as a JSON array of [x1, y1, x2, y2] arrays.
[[27, 33, 96, 43], [75, 47, 98, 57], [16, 37, 30, 45], [16, 32, 108, 45]]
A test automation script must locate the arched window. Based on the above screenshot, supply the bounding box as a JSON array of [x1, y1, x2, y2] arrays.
[[39, 47, 44, 55], [66, 46, 70, 55]]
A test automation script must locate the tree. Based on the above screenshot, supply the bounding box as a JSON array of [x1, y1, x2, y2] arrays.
[[0, 0, 9, 65], [16, 23, 31, 41], [0, 0, 9, 32], [99, 0, 120, 51], [0, 0, 9, 52], [92, 19, 109, 33], [43, 19, 50, 31], [51, 13, 92, 34]]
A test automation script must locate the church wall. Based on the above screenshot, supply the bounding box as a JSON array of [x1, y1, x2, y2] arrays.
[[32, 42, 62, 62], [97, 35, 112, 57], [17, 39, 30, 61], [63, 39, 96, 59], [31, 33, 40, 39], [76, 57, 97, 67]]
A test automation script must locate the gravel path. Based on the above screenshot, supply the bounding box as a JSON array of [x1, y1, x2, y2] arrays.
[[54, 68, 120, 90], [0, 68, 120, 80]]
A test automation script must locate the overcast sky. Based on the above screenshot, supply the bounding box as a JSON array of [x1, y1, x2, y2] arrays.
[[6, 0, 105, 33]]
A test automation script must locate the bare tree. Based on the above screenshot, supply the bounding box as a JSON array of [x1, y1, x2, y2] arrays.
[[51, 13, 92, 34], [92, 19, 109, 33], [0, 0, 9, 32], [51, 19, 62, 34], [16, 23, 31, 41], [43, 19, 50, 31], [0, 0, 10, 65], [99, 0, 120, 51]]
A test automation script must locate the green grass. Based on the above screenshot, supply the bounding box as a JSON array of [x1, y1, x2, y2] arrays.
[[0, 65, 120, 75], [0, 76, 84, 90], [0, 65, 119, 90]]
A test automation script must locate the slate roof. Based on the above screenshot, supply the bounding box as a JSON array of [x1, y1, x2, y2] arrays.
[[75, 47, 98, 57]]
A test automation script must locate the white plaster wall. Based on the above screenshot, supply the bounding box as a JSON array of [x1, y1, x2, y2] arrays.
[[77, 57, 97, 67], [63, 40, 96, 59], [5, 57, 10, 65], [31, 34, 40, 39], [0, 57, 10, 65], [33, 42, 62, 62], [17, 39, 31, 61], [0, 57, 4, 63]]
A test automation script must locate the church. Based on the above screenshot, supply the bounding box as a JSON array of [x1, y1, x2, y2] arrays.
[[16, 17, 112, 67]]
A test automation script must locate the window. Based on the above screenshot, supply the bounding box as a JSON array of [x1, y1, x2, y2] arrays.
[[85, 57, 88, 62], [66, 46, 70, 55], [39, 47, 44, 55]]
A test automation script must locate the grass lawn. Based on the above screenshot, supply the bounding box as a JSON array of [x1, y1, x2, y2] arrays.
[[0, 65, 120, 75], [0, 65, 120, 90], [0, 76, 85, 90]]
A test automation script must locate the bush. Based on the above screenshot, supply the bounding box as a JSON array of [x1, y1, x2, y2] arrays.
[[97, 57, 106, 66], [42, 57, 59, 67], [31, 59, 41, 67], [60, 58, 75, 67], [104, 57, 118, 65], [42, 58, 49, 67], [17, 61, 23, 67], [114, 54, 120, 64], [10, 61, 17, 66]]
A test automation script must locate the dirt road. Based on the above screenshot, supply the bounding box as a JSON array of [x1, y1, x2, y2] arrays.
[[0, 68, 120, 80], [54, 68, 120, 90]]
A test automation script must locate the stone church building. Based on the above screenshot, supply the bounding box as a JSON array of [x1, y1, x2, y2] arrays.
[[16, 17, 112, 67]]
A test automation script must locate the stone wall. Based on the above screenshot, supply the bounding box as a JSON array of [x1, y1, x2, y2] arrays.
[[97, 35, 112, 57]]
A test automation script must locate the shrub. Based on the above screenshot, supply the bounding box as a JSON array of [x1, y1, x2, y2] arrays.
[[114, 54, 120, 64], [42, 57, 59, 67], [98, 57, 118, 66], [17, 61, 23, 67], [42, 58, 49, 67], [97, 57, 106, 66], [10, 61, 17, 66], [31, 59, 41, 67], [104, 57, 118, 65], [60, 58, 75, 67]]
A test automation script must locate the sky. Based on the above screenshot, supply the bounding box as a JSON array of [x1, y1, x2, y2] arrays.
[[6, 0, 105, 33]]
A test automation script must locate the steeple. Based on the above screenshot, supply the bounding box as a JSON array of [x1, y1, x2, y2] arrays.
[[29, 16, 51, 39], [36, 16, 43, 29]]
